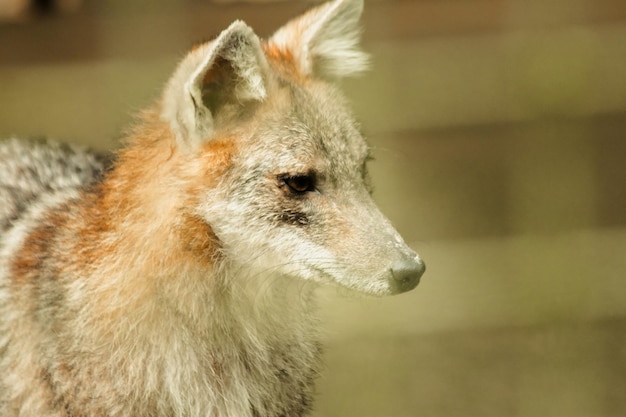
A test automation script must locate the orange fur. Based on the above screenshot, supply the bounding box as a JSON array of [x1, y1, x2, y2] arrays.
[[10, 210, 66, 286], [262, 42, 303, 81], [176, 139, 235, 266], [65, 112, 236, 323]]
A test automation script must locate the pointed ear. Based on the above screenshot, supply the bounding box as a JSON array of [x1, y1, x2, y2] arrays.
[[269, 0, 369, 79], [161, 21, 269, 148]]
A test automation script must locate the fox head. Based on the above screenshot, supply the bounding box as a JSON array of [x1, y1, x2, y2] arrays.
[[157, 0, 424, 296]]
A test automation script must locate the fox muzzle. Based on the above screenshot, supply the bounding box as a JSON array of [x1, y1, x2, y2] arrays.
[[389, 256, 425, 294]]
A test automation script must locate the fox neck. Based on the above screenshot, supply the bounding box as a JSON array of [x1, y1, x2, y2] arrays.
[[77, 111, 317, 343]]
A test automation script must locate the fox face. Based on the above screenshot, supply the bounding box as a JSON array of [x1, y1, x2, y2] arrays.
[[159, 0, 425, 296], [195, 82, 424, 296]]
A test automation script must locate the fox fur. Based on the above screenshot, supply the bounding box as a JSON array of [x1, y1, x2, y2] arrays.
[[0, 0, 425, 416]]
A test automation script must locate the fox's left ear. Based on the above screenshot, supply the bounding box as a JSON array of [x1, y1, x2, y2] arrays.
[[269, 0, 369, 79], [162, 21, 269, 148]]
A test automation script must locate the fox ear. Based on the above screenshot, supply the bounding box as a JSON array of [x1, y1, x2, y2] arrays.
[[162, 21, 268, 148], [269, 0, 369, 79]]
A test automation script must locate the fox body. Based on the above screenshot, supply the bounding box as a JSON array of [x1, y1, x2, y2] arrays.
[[0, 0, 425, 416]]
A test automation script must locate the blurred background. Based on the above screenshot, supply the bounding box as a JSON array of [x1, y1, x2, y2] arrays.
[[1, 0, 625, 415]]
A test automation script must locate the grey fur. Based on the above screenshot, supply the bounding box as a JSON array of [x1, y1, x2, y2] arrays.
[[0, 138, 110, 231]]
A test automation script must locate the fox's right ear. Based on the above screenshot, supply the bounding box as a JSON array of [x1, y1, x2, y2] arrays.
[[161, 21, 269, 149]]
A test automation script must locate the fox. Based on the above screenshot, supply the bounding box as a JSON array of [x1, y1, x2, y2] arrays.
[[0, 0, 425, 416]]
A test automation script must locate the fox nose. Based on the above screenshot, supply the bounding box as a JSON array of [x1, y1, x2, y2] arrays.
[[390, 257, 425, 294]]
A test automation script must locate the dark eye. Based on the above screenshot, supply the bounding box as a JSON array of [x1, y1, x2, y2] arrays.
[[282, 173, 316, 194]]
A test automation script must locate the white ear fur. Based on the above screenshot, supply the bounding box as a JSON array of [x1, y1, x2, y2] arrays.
[[161, 21, 268, 148], [270, 0, 369, 78]]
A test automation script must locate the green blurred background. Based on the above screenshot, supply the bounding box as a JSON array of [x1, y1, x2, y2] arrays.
[[1, 0, 625, 415]]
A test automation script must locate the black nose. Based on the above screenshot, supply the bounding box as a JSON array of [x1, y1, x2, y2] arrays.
[[390, 257, 425, 294]]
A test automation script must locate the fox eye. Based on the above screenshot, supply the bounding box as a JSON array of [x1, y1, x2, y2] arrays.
[[281, 173, 316, 195]]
